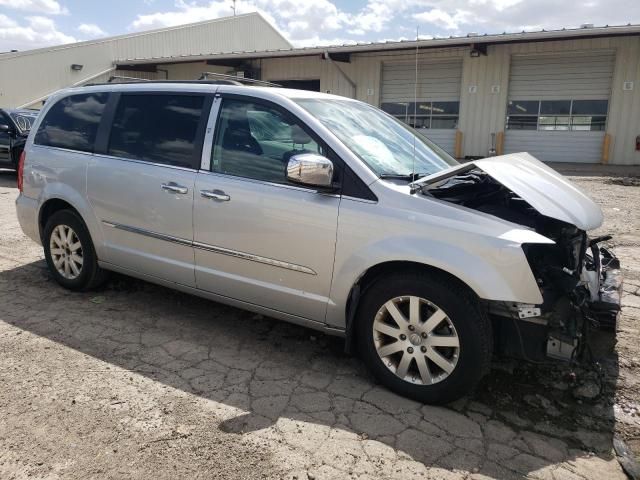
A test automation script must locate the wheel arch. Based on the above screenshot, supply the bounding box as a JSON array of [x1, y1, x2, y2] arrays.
[[38, 198, 82, 242], [343, 260, 480, 354]]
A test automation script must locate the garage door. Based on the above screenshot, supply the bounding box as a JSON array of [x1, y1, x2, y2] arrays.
[[504, 52, 614, 163], [380, 59, 462, 156]]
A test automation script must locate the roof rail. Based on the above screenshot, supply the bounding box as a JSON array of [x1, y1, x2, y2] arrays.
[[107, 75, 152, 83], [198, 72, 281, 87], [85, 74, 281, 88]]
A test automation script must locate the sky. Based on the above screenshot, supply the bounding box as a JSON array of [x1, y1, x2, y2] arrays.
[[1, 0, 640, 52]]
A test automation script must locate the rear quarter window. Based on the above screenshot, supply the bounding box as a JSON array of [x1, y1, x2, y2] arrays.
[[34, 93, 108, 152]]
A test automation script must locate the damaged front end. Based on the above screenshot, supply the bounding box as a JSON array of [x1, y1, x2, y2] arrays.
[[416, 157, 622, 363], [495, 237, 622, 363]]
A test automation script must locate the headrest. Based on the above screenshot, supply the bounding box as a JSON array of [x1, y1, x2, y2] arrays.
[[291, 124, 312, 145]]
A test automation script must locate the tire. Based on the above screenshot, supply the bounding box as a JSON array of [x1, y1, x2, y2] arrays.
[[43, 209, 108, 291], [356, 271, 492, 404]]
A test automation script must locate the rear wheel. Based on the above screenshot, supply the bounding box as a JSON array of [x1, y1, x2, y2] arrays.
[[43, 210, 108, 291], [356, 271, 491, 404]]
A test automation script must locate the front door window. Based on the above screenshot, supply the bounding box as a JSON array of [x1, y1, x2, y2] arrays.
[[211, 99, 324, 184]]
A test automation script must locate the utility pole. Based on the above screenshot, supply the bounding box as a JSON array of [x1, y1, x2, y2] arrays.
[[231, 0, 237, 16]]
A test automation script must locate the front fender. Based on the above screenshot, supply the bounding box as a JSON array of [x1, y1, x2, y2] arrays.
[[326, 200, 549, 329]]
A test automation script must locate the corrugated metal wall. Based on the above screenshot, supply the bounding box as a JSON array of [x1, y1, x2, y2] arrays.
[[607, 36, 640, 166], [259, 55, 357, 97], [458, 45, 510, 160], [252, 38, 640, 164], [347, 37, 638, 164], [0, 13, 291, 108]]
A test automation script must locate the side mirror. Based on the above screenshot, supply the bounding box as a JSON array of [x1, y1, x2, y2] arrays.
[[286, 153, 334, 188], [0, 124, 11, 133]]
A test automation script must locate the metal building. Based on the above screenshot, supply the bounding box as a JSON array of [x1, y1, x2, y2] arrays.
[[1, 14, 639, 166], [115, 23, 640, 166], [0, 13, 291, 109]]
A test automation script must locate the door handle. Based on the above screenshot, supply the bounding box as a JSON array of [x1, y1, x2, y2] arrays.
[[200, 189, 230, 202], [161, 182, 188, 194]]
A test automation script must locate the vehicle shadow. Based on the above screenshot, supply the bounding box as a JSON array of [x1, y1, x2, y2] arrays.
[[0, 260, 620, 478]]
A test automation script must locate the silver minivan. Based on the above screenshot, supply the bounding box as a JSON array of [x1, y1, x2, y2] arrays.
[[15, 82, 621, 403]]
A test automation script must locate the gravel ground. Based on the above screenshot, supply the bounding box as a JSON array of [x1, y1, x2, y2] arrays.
[[0, 168, 638, 480]]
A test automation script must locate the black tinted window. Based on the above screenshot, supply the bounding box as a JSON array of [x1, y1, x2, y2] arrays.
[[572, 100, 608, 115], [35, 93, 107, 152], [507, 100, 539, 115], [108, 94, 205, 168], [540, 100, 571, 115]]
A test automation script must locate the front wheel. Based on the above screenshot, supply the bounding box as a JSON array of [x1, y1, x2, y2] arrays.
[[43, 210, 108, 291], [356, 272, 492, 404]]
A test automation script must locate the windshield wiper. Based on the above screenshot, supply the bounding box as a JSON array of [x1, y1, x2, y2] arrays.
[[379, 173, 427, 181]]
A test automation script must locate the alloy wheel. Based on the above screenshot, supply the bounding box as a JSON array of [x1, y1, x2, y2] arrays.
[[49, 224, 84, 280], [372, 296, 460, 385]]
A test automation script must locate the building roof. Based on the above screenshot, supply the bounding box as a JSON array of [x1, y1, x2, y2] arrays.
[[117, 23, 640, 66], [0, 13, 293, 108], [0, 12, 292, 61]]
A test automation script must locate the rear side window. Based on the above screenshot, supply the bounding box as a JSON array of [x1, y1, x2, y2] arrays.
[[108, 94, 205, 169], [34, 93, 108, 152]]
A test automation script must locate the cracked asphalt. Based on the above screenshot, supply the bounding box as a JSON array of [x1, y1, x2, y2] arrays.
[[0, 169, 639, 479]]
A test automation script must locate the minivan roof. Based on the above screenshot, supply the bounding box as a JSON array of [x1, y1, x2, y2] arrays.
[[57, 82, 355, 103]]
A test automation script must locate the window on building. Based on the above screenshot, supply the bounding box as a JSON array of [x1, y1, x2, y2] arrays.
[[381, 101, 459, 129], [506, 99, 608, 131], [34, 93, 108, 152], [211, 99, 324, 184], [570, 100, 608, 131], [108, 94, 206, 168]]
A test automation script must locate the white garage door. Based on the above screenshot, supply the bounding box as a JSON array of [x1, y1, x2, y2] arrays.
[[504, 52, 614, 163], [381, 59, 462, 156]]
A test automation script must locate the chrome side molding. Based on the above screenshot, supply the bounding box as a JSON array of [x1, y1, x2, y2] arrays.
[[192, 241, 316, 275], [101, 221, 192, 247], [102, 220, 317, 275]]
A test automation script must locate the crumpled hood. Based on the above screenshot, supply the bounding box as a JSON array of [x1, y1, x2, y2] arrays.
[[414, 152, 604, 231]]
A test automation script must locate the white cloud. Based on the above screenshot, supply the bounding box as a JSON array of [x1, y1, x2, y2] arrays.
[[0, 14, 18, 29], [0, 0, 68, 15], [0, 15, 75, 51], [413, 8, 472, 31], [131, 1, 252, 29], [129, 0, 410, 46], [128, 0, 640, 47], [411, 0, 640, 35], [78, 23, 107, 37]]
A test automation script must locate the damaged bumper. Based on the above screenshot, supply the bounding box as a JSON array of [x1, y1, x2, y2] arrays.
[[492, 241, 622, 363]]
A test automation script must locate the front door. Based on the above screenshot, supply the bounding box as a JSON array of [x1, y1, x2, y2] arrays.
[[193, 97, 340, 322], [0, 112, 13, 165], [87, 92, 210, 287]]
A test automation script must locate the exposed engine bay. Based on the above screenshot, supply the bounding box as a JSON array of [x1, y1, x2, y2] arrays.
[[420, 168, 622, 364]]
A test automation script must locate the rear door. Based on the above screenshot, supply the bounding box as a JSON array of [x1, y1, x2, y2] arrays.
[[87, 92, 211, 287], [193, 95, 340, 322]]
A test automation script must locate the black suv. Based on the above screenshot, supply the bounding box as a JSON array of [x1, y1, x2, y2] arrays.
[[0, 108, 39, 169]]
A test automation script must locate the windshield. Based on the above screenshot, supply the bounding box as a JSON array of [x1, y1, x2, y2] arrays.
[[295, 99, 458, 178], [9, 111, 39, 133]]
